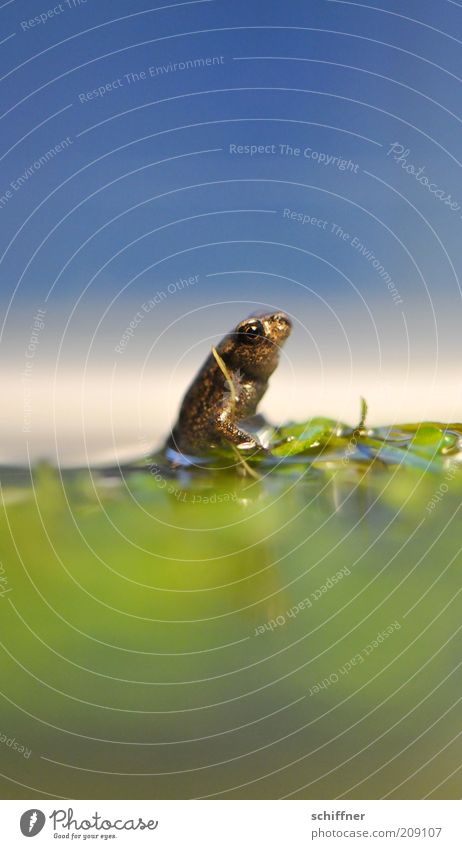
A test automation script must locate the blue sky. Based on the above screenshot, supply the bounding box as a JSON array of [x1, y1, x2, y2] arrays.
[[1, 0, 462, 460]]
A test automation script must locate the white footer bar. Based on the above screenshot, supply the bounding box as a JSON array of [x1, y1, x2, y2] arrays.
[[1, 800, 459, 848]]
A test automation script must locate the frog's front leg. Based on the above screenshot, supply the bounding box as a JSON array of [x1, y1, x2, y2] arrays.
[[213, 409, 265, 451]]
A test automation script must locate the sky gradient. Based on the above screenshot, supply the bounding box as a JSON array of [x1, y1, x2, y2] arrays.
[[1, 0, 461, 463]]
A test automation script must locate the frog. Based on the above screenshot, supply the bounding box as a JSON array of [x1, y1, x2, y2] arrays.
[[167, 311, 292, 456]]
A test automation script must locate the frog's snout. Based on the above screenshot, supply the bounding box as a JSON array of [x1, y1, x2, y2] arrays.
[[266, 311, 292, 345], [274, 312, 292, 335]]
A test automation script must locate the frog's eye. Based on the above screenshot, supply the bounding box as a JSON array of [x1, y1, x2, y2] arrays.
[[238, 320, 264, 340]]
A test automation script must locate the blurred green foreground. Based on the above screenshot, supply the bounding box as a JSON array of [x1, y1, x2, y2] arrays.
[[0, 419, 461, 799]]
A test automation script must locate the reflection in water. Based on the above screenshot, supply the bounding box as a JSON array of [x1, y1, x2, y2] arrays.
[[0, 460, 461, 799]]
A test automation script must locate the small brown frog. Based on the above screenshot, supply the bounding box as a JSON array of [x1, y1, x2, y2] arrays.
[[167, 311, 292, 455]]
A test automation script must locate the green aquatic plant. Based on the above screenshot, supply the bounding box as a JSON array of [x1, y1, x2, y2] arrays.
[[200, 400, 462, 476]]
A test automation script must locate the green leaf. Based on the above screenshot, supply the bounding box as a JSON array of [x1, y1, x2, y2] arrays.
[[270, 418, 343, 457]]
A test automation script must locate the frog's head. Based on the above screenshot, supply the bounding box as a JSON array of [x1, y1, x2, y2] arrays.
[[221, 311, 292, 378]]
